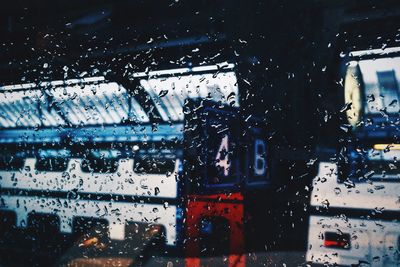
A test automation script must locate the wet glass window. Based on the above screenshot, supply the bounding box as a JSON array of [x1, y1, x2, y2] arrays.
[[134, 150, 176, 174], [0, 155, 25, 171], [35, 150, 70, 172], [81, 150, 120, 173], [0, 2, 399, 267]]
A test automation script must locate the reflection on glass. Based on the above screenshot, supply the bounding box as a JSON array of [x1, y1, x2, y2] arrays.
[[344, 61, 363, 127], [344, 56, 400, 127]]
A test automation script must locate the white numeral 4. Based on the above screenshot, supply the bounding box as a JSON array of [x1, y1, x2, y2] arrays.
[[215, 135, 230, 177]]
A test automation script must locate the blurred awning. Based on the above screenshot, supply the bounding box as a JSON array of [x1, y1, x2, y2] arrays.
[[140, 71, 238, 122], [0, 64, 238, 143], [0, 77, 149, 128]]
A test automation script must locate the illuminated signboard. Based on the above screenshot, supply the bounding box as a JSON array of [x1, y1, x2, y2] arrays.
[[184, 100, 269, 193]]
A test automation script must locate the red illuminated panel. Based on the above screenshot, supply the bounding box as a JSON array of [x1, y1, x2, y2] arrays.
[[323, 232, 350, 249], [185, 192, 245, 267]]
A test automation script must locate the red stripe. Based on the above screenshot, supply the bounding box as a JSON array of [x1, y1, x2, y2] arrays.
[[324, 240, 348, 248]]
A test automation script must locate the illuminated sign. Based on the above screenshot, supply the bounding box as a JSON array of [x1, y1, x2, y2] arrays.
[[184, 100, 269, 192]]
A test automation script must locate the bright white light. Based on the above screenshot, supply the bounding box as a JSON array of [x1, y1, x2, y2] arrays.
[[350, 47, 400, 57], [0, 76, 105, 91], [132, 62, 235, 78]]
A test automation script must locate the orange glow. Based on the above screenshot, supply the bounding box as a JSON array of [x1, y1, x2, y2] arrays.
[[66, 257, 134, 267], [79, 237, 99, 248], [373, 144, 400, 150]]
